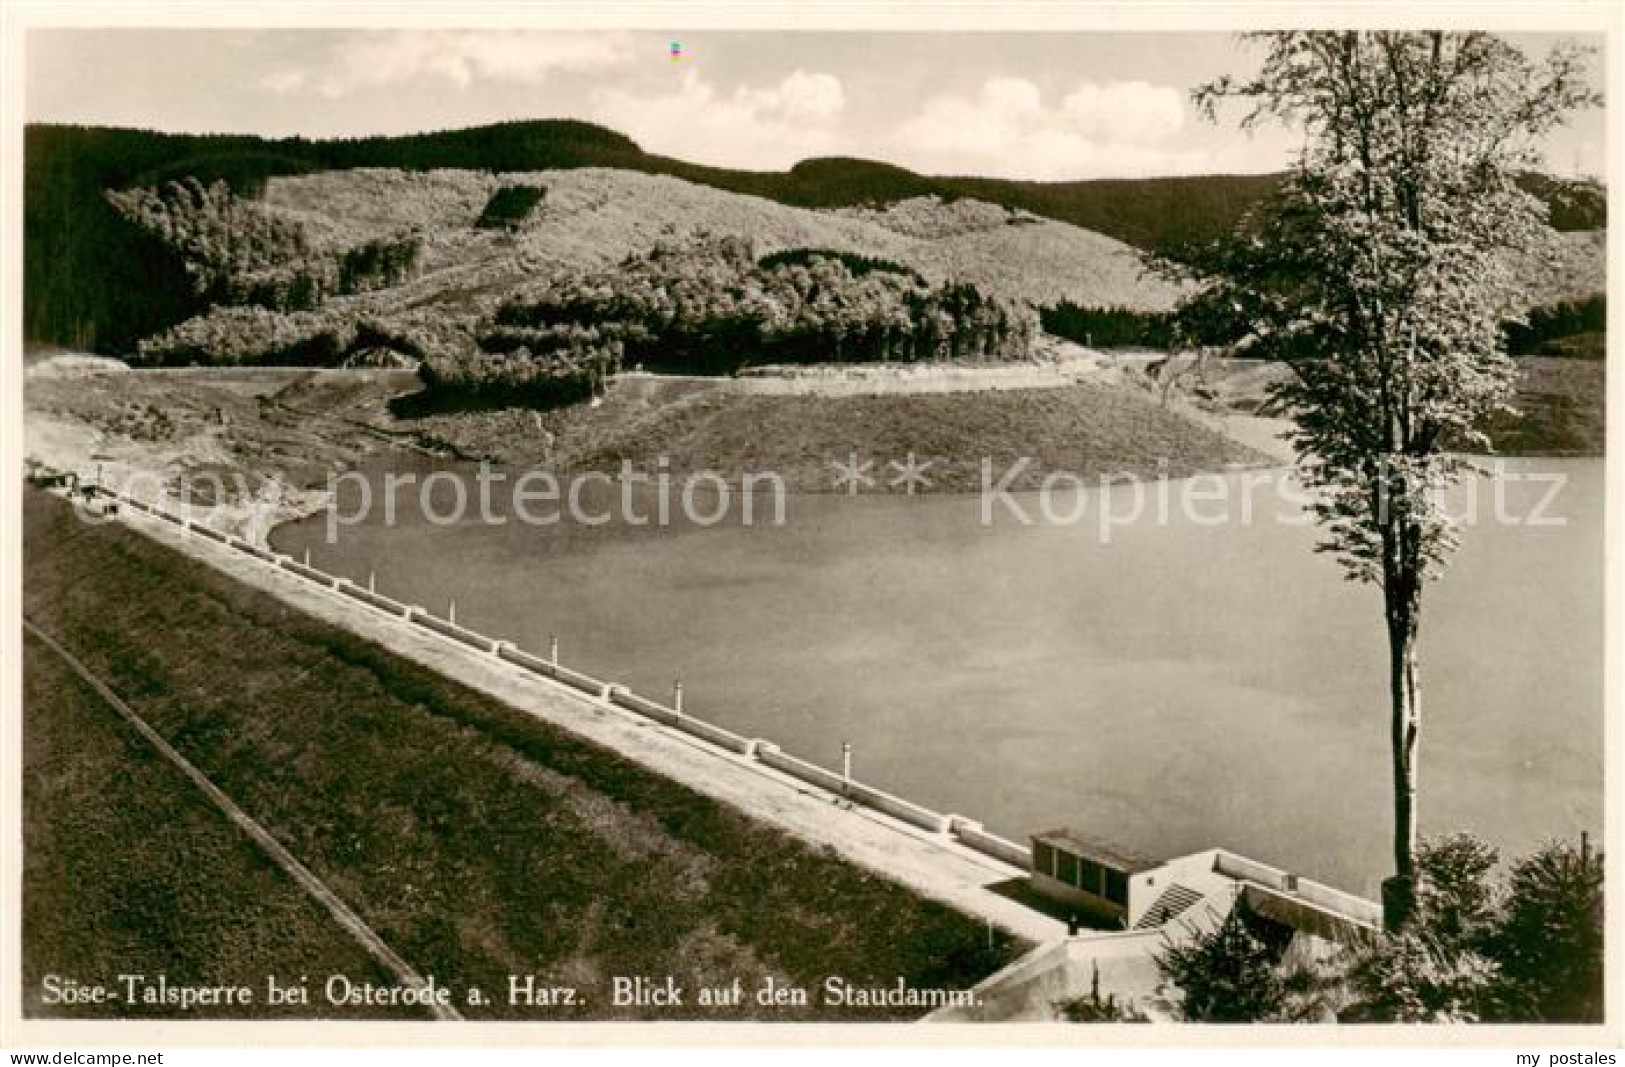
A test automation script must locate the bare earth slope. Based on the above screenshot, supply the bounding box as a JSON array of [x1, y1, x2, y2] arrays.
[[261, 168, 1190, 315]]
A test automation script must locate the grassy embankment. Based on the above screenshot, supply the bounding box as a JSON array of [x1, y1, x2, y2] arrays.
[[23, 631, 422, 1020], [401, 375, 1275, 491], [1482, 356, 1607, 456], [22, 489, 1025, 1020]]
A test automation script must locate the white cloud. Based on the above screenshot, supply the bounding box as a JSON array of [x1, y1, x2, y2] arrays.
[[264, 31, 636, 98], [259, 69, 306, 95], [896, 77, 1210, 179], [739, 69, 845, 124], [592, 70, 847, 170], [1060, 80, 1186, 143], [982, 77, 1043, 119]]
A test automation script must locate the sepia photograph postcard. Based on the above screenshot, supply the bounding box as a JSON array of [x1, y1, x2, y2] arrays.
[[0, 0, 1618, 1054]]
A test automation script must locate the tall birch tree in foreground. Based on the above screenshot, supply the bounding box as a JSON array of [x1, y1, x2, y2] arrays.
[[1181, 32, 1596, 929]]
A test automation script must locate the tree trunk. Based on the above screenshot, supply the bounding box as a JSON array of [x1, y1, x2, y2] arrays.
[[1382, 577, 1423, 931]]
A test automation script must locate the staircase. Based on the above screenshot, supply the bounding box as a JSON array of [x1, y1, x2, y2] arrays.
[[1133, 883, 1204, 929]]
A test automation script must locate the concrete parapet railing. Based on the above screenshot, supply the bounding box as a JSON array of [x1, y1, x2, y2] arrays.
[[496, 643, 559, 680], [754, 742, 949, 831], [843, 778, 950, 833], [500, 647, 755, 757], [1214, 850, 1381, 925], [279, 558, 341, 589], [950, 818, 1031, 869], [190, 523, 230, 544], [754, 742, 851, 795], [609, 687, 681, 727], [408, 610, 498, 654], [547, 659, 611, 700], [1294, 878, 1384, 927], [111, 492, 185, 528], [671, 710, 755, 756], [1213, 850, 1288, 891], [337, 581, 412, 618], [226, 537, 280, 564]]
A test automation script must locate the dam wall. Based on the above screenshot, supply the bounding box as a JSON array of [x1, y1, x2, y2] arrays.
[[90, 480, 1038, 880]]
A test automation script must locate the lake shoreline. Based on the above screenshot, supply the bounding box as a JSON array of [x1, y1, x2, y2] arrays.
[[24, 352, 1598, 555]]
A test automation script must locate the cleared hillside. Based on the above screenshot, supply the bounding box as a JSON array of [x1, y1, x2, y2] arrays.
[[25, 121, 1607, 353], [232, 168, 1618, 316], [137, 164, 1599, 373], [257, 167, 1187, 313], [114, 168, 1190, 369]]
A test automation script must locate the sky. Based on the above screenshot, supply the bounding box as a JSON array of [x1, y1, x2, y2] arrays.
[[24, 29, 1609, 181]]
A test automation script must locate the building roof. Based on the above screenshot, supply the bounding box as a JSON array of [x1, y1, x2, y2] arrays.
[[1031, 828, 1158, 873]]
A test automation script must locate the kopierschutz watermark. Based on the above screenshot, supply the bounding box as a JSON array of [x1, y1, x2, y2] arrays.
[[977, 457, 1571, 541], [64, 454, 1570, 546]]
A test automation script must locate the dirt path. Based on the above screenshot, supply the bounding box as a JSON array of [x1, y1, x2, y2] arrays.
[[103, 504, 1067, 946]]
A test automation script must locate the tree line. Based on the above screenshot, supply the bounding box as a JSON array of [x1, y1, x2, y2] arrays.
[[1040, 302, 1179, 349], [105, 178, 321, 311], [415, 236, 1037, 408], [1041, 295, 1605, 356], [132, 297, 468, 369], [1503, 294, 1605, 356], [476, 184, 547, 230], [107, 177, 423, 314]]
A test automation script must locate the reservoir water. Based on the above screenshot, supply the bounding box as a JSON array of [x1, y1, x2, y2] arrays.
[[272, 457, 1605, 898]]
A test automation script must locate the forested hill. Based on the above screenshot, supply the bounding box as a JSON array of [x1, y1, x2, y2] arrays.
[[24, 120, 1609, 353]]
